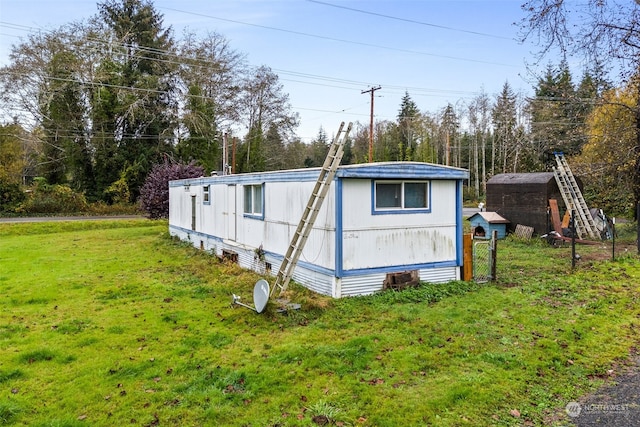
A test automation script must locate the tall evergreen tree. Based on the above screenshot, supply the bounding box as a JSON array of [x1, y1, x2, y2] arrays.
[[529, 62, 582, 156], [41, 50, 82, 185], [263, 123, 287, 171], [412, 113, 439, 164], [97, 0, 177, 201], [440, 103, 458, 166], [397, 91, 420, 160], [307, 127, 329, 167], [492, 82, 518, 173]]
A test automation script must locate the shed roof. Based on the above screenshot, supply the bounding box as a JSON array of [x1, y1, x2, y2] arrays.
[[468, 212, 510, 223], [487, 172, 556, 185]]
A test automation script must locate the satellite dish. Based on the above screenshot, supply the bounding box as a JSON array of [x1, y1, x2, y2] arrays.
[[253, 279, 270, 313], [231, 279, 270, 314]]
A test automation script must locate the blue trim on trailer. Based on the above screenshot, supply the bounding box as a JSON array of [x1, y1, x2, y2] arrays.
[[169, 225, 225, 246], [169, 170, 323, 187], [456, 179, 463, 266], [340, 260, 459, 277], [267, 251, 336, 277], [335, 178, 344, 279]]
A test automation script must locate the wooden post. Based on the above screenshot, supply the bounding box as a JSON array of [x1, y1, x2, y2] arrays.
[[463, 233, 473, 281], [490, 230, 498, 281]]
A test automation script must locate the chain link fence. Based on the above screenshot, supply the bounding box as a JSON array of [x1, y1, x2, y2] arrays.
[[473, 240, 492, 283]]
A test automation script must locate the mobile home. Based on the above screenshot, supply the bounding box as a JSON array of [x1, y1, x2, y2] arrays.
[[169, 162, 469, 298]]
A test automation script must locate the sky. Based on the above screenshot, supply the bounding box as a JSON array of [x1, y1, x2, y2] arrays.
[[0, 0, 553, 142]]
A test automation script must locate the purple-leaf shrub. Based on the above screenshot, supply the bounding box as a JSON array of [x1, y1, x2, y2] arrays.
[[139, 159, 204, 219]]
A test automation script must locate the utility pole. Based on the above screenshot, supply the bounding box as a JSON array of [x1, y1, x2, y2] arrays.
[[362, 85, 381, 162], [222, 132, 228, 175]]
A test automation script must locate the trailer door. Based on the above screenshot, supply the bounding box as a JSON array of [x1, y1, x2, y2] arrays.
[[227, 184, 236, 241]]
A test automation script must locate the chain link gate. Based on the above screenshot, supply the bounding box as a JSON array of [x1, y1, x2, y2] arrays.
[[473, 234, 496, 283]]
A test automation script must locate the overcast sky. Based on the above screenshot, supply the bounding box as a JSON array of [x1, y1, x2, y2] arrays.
[[0, 0, 557, 141]]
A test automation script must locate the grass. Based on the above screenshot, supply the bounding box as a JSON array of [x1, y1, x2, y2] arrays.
[[0, 220, 639, 426]]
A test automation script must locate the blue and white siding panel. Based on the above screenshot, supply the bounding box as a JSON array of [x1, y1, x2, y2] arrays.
[[339, 179, 457, 271]]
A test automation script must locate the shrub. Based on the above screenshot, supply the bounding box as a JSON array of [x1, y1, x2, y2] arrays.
[[139, 159, 204, 219], [0, 178, 25, 213], [18, 178, 88, 214]]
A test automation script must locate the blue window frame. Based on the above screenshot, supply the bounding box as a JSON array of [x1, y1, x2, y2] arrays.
[[372, 180, 431, 214], [243, 184, 264, 219]]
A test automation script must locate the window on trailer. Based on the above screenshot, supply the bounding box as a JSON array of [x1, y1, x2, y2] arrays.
[[243, 184, 264, 217], [203, 186, 210, 204], [374, 181, 429, 213]]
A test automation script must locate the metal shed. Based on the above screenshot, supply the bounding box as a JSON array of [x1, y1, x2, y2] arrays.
[[168, 162, 469, 298], [486, 172, 583, 236]]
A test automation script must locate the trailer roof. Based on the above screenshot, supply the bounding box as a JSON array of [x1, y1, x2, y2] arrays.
[[170, 161, 469, 187]]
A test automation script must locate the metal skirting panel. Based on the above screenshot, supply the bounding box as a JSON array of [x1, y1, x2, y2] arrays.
[[419, 267, 459, 283], [291, 266, 333, 296], [340, 274, 386, 297], [340, 266, 459, 297]]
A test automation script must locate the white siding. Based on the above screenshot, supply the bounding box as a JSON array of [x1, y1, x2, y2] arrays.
[[256, 180, 336, 271], [340, 179, 457, 271]]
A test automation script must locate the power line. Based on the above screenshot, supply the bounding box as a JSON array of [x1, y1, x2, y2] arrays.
[[306, 0, 514, 41], [0, 21, 496, 100], [0, 10, 527, 137], [159, 7, 518, 68]]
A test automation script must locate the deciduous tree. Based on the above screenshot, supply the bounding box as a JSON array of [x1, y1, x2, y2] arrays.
[[573, 81, 638, 216], [521, 0, 640, 217]]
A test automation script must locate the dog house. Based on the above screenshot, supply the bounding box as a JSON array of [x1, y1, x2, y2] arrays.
[[467, 212, 510, 239]]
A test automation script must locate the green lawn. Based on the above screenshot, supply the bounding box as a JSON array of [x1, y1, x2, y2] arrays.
[[0, 220, 639, 426]]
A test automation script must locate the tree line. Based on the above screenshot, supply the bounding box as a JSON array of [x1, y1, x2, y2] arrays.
[[1, 0, 639, 217]]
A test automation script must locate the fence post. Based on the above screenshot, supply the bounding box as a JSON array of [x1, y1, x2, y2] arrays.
[[463, 233, 473, 281], [612, 217, 616, 262], [490, 230, 498, 281], [571, 210, 576, 269]]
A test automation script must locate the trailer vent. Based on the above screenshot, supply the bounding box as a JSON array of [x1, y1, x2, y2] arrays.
[[383, 270, 420, 291], [222, 250, 238, 264]]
